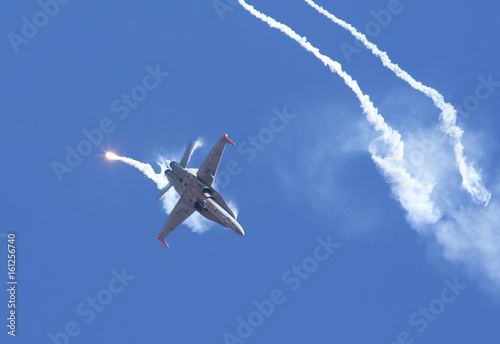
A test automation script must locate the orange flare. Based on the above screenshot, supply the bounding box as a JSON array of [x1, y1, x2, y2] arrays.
[[106, 152, 119, 160]]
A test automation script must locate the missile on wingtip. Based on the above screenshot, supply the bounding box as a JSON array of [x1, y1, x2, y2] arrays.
[[156, 236, 169, 248], [223, 133, 235, 146]]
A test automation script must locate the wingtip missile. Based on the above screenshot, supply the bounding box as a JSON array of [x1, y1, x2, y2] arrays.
[[156, 236, 169, 248], [223, 133, 235, 146]]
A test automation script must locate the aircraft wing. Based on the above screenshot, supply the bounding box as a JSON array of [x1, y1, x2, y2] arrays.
[[157, 197, 195, 245], [197, 134, 234, 186]]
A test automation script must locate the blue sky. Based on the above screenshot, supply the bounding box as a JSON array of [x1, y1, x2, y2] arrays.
[[1, 0, 500, 343]]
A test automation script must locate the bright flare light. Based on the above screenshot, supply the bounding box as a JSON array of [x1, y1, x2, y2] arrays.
[[106, 152, 119, 160]]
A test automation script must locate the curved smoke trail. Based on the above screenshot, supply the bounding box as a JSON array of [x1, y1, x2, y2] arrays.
[[237, 0, 441, 224], [304, 0, 491, 206]]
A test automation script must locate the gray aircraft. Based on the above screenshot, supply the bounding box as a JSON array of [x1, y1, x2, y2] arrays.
[[155, 134, 244, 248]]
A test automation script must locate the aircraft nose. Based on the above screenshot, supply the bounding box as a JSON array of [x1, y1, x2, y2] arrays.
[[234, 223, 245, 236]]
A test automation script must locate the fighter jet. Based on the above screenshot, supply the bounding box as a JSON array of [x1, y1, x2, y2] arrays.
[[155, 134, 244, 248]]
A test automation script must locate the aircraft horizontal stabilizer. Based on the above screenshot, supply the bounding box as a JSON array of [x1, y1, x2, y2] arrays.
[[157, 183, 172, 200]]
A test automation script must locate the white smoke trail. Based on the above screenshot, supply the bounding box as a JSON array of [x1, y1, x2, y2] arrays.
[[433, 195, 500, 291], [106, 153, 165, 188], [304, 0, 491, 206], [191, 137, 204, 157], [227, 200, 239, 219], [237, 0, 441, 223], [107, 139, 213, 234]]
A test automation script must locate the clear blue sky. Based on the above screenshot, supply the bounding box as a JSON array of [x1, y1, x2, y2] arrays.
[[1, 0, 500, 343]]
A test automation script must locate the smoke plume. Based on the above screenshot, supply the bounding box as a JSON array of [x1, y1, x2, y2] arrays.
[[237, 0, 441, 223], [304, 0, 491, 205]]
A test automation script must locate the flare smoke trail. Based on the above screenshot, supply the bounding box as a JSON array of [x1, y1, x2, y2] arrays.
[[304, 0, 491, 206], [106, 152, 165, 189], [237, 0, 440, 223], [106, 137, 204, 189]]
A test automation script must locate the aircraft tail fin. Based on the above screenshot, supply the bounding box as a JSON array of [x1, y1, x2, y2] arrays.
[[180, 141, 193, 168]]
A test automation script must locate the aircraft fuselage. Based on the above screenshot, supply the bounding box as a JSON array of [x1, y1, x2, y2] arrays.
[[165, 162, 244, 236]]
